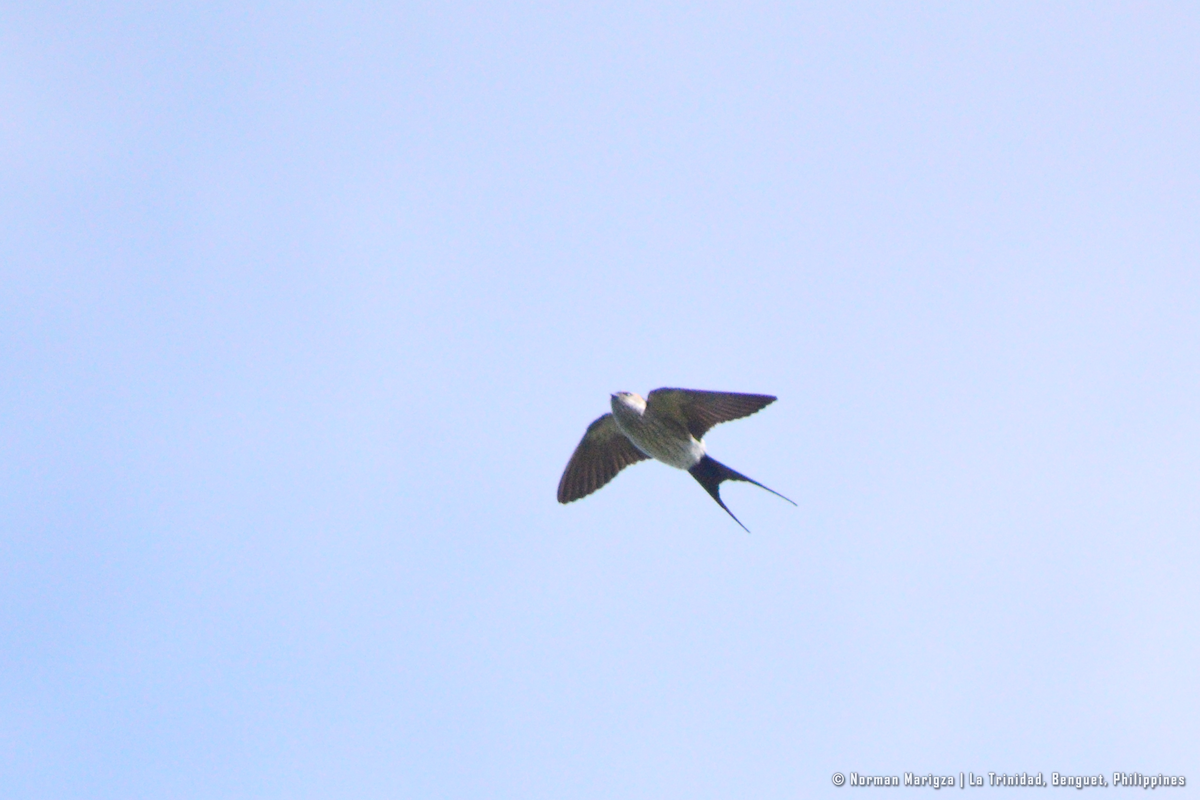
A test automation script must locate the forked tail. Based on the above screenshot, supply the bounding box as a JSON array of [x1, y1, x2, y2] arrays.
[[687, 455, 797, 532]]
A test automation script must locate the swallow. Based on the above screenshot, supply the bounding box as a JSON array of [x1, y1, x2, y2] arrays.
[[557, 388, 796, 531]]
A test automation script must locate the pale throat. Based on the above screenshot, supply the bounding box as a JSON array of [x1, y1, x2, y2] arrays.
[[611, 396, 706, 470]]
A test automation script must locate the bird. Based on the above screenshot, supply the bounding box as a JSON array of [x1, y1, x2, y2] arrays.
[[557, 388, 796, 531]]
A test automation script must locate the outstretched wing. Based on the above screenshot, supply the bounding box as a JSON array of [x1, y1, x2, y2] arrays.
[[557, 413, 650, 503], [645, 388, 777, 440]]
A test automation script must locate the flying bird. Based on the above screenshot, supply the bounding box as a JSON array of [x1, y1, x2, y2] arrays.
[[557, 388, 796, 531]]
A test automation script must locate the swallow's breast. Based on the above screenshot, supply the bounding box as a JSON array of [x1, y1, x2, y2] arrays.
[[612, 406, 705, 470]]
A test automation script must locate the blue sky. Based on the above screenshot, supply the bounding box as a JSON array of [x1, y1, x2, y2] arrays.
[[3, 3, 1198, 798]]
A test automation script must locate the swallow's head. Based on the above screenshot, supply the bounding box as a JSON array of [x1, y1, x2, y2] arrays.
[[610, 391, 646, 416]]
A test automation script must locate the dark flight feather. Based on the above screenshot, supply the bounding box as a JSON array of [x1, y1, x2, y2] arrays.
[[645, 389, 777, 441], [557, 413, 649, 503]]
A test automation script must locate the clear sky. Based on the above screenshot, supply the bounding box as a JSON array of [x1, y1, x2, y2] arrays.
[[3, 3, 1198, 798]]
